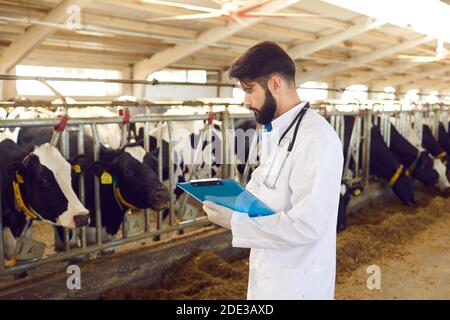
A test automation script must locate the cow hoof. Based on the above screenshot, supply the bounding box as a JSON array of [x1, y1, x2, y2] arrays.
[[100, 248, 115, 256], [13, 271, 28, 280], [67, 255, 89, 264]]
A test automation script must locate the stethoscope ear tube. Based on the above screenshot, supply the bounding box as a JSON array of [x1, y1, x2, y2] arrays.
[[263, 103, 310, 189], [263, 139, 291, 189]]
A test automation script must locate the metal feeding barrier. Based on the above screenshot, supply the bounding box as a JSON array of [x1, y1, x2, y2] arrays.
[[1, 94, 450, 277], [0, 102, 260, 275]]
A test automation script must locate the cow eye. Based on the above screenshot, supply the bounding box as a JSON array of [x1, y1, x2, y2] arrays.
[[38, 177, 52, 187], [125, 168, 134, 177]]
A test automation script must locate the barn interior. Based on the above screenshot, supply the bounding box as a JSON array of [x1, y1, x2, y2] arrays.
[[0, 0, 450, 300]]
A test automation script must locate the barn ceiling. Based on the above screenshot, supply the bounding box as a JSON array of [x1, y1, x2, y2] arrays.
[[0, 0, 448, 93]]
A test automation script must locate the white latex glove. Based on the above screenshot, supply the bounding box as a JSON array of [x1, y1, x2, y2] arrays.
[[203, 200, 233, 230]]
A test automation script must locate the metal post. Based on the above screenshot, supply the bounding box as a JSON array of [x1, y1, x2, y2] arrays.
[[155, 121, 163, 241], [0, 184, 5, 271], [241, 124, 260, 185], [229, 119, 236, 180], [361, 109, 372, 186], [91, 124, 103, 245], [221, 107, 231, 178], [443, 106, 449, 133], [433, 107, 440, 139], [207, 118, 213, 179], [77, 125, 87, 249], [167, 121, 176, 227], [60, 117, 71, 252], [143, 111, 151, 234]]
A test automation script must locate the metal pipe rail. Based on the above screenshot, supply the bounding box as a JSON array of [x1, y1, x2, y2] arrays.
[[1, 107, 449, 276], [2, 74, 450, 99], [0, 74, 236, 88], [0, 100, 245, 109]]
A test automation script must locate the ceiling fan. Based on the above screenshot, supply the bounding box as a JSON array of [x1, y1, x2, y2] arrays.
[[139, 0, 325, 26], [397, 39, 450, 62]]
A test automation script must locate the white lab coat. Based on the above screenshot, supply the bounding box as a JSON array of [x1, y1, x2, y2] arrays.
[[231, 102, 343, 300]]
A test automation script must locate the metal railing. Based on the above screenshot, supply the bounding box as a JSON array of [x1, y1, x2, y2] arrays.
[[1, 101, 449, 277]]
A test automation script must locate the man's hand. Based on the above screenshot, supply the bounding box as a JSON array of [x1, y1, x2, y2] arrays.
[[202, 201, 233, 229]]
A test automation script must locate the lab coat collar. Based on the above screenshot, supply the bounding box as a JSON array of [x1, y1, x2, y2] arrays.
[[270, 101, 309, 132]]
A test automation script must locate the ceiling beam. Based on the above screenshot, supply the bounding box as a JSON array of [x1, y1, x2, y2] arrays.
[[337, 61, 430, 87], [0, 0, 92, 73], [296, 35, 431, 84], [289, 17, 384, 59], [132, 0, 302, 80], [285, 6, 436, 55], [372, 64, 450, 87]]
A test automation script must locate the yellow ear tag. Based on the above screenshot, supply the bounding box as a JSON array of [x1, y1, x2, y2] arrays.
[[354, 189, 361, 196], [16, 171, 24, 184], [73, 164, 81, 174], [101, 171, 113, 185]]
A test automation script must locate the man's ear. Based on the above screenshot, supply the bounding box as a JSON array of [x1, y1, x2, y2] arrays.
[[268, 74, 282, 92], [6, 162, 28, 184], [69, 154, 89, 174]]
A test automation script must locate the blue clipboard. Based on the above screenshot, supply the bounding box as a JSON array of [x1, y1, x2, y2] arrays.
[[176, 178, 275, 217]]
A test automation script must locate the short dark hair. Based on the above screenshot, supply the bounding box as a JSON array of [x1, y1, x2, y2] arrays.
[[228, 41, 296, 87]]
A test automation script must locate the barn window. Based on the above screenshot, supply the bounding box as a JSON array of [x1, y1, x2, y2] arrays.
[[404, 89, 420, 102], [425, 91, 440, 103], [378, 86, 396, 100], [297, 81, 328, 101], [342, 84, 368, 101], [15, 65, 121, 97], [148, 69, 207, 84], [232, 87, 245, 101]]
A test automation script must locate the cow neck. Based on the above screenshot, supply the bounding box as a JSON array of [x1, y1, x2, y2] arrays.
[[389, 165, 404, 186], [406, 153, 420, 176], [12, 176, 60, 226], [102, 171, 136, 211]]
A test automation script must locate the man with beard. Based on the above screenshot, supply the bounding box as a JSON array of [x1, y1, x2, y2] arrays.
[[202, 42, 344, 300]]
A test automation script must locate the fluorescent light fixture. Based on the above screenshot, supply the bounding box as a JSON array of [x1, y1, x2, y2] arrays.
[[323, 0, 450, 42]]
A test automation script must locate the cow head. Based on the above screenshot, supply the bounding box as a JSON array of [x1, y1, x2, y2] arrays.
[[411, 151, 439, 186], [337, 182, 364, 232], [6, 143, 90, 229], [391, 174, 415, 206], [91, 145, 170, 211]]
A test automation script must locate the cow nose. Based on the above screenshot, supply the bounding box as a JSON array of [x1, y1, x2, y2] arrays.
[[74, 214, 90, 228]]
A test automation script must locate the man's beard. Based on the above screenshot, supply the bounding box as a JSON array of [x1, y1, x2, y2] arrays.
[[250, 88, 277, 125]]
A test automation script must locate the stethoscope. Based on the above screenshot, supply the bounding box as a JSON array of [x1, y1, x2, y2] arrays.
[[263, 102, 310, 189]]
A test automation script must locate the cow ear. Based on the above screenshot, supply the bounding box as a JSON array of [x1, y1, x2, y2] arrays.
[[90, 161, 115, 177], [6, 162, 28, 184], [69, 155, 89, 174], [144, 153, 159, 172], [150, 147, 160, 158]]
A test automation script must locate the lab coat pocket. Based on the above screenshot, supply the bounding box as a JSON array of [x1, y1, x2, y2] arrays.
[[254, 263, 308, 300]]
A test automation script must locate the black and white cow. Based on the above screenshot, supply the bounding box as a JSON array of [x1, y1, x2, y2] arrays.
[[388, 124, 438, 187], [422, 124, 450, 168], [370, 125, 415, 205], [1, 133, 90, 260], [17, 127, 170, 244], [438, 122, 450, 161], [405, 124, 450, 191], [337, 182, 363, 232]]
